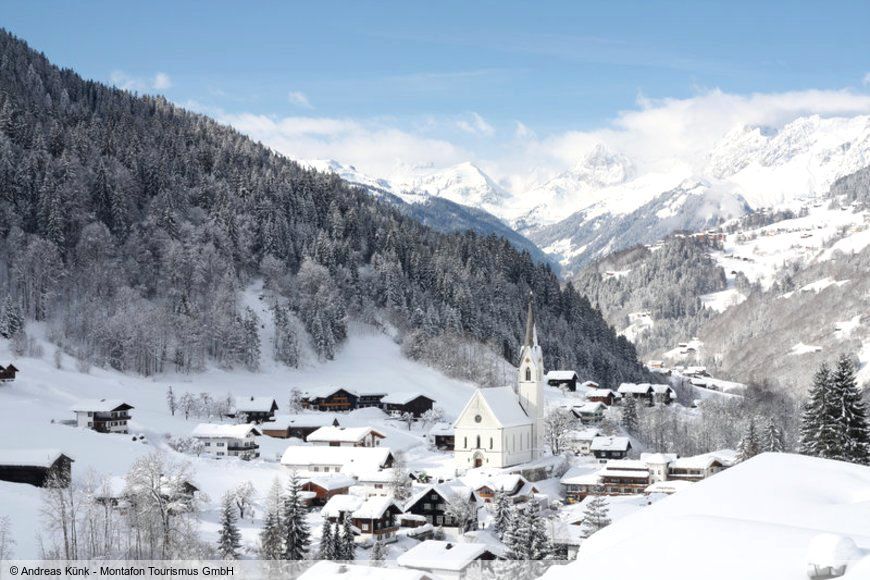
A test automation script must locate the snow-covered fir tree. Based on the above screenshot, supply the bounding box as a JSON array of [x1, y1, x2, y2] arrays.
[[799, 363, 831, 457], [217, 492, 242, 560], [166, 386, 177, 416], [492, 490, 511, 540], [736, 416, 761, 462], [831, 355, 870, 464], [370, 539, 386, 566], [339, 513, 355, 561], [317, 519, 334, 560], [258, 479, 284, 560], [621, 395, 639, 434], [763, 417, 785, 453], [280, 474, 310, 560], [580, 495, 611, 539]]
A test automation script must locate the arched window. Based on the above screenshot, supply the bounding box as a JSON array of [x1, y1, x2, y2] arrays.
[[476, 435, 481, 449], [489, 437, 493, 449], [464, 437, 467, 449], [525, 367, 532, 381]]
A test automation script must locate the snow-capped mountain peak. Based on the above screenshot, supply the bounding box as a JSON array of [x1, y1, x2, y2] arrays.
[[392, 161, 511, 209]]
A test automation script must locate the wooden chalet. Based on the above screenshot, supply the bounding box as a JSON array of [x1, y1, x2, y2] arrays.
[[307, 426, 385, 447], [0, 449, 73, 488], [321, 495, 403, 543], [381, 392, 435, 417], [70, 399, 134, 434], [585, 388, 619, 406], [229, 396, 278, 423], [590, 436, 632, 463], [300, 475, 355, 506], [545, 370, 580, 391], [301, 388, 359, 412], [403, 483, 477, 530], [429, 423, 455, 450], [0, 363, 19, 382], [260, 414, 341, 440], [473, 473, 537, 504]]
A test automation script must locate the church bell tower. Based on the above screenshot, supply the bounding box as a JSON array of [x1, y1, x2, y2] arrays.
[[517, 293, 545, 458]]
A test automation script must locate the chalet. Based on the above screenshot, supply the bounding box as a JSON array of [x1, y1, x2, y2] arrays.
[[397, 540, 498, 580], [652, 384, 677, 405], [307, 426, 385, 447], [565, 427, 601, 455], [617, 383, 655, 405], [321, 494, 403, 543], [429, 423, 455, 450], [667, 454, 729, 481], [0, 363, 19, 382], [354, 469, 398, 496], [357, 391, 386, 409], [70, 399, 134, 434], [280, 446, 394, 476], [545, 370, 579, 391], [301, 388, 360, 412], [0, 449, 73, 488], [97, 475, 199, 510], [404, 482, 478, 530], [590, 436, 632, 463], [597, 460, 651, 495], [585, 388, 619, 406], [560, 466, 603, 503], [381, 392, 436, 417], [472, 473, 537, 504], [580, 380, 600, 390], [191, 424, 261, 460], [260, 414, 340, 440], [547, 519, 584, 560], [300, 475, 355, 506], [570, 402, 607, 424], [229, 396, 278, 423]]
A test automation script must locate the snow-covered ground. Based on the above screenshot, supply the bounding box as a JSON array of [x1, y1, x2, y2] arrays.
[[543, 453, 870, 580]]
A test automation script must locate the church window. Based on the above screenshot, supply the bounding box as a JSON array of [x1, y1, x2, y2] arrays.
[[464, 437, 467, 449], [476, 435, 481, 449], [489, 437, 493, 449], [525, 367, 531, 381], [474, 414, 482, 423]]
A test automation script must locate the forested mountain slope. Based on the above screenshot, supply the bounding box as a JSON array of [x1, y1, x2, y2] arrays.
[[0, 30, 646, 387]]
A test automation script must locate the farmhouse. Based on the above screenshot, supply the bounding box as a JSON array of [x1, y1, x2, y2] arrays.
[[191, 423, 261, 460], [229, 396, 278, 423], [585, 388, 619, 406], [70, 399, 134, 434], [472, 473, 538, 504], [404, 482, 478, 530], [300, 475, 355, 506], [381, 392, 435, 417], [260, 414, 340, 440], [545, 370, 579, 391], [397, 540, 498, 580], [590, 436, 632, 463], [0, 363, 18, 382], [565, 427, 601, 455], [301, 388, 360, 412], [280, 446, 394, 476], [570, 402, 607, 424], [0, 449, 73, 488], [307, 426, 385, 447], [321, 494, 403, 543], [358, 391, 387, 409], [617, 383, 655, 405], [429, 423, 455, 450]]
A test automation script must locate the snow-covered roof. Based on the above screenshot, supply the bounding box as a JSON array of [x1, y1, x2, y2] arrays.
[[397, 540, 492, 571], [69, 399, 133, 413], [429, 422, 454, 436], [281, 446, 393, 475], [473, 386, 531, 428], [262, 413, 340, 429], [591, 436, 631, 452], [320, 494, 366, 518], [307, 426, 384, 444], [546, 370, 578, 381], [474, 473, 530, 493], [352, 495, 401, 519], [600, 468, 650, 480], [405, 482, 473, 511], [670, 454, 725, 470], [232, 396, 278, 413], [645, 480, 694, 494], [0, 449, 71, 468], [568, 427, 602, 441], [191, 423, 261, 439], [381, 392, 432, 405], [301, 475, 356, 491], [617, 383, 654, 395], [560, 465, 601, 486], [574, 402, 607, 414], [640, 453, 678, 465], [652, 384, 677, 398], [300, 562, 428, 580], [586, 388, 617, 398]]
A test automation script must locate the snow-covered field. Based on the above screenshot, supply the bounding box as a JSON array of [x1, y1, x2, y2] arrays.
[[543, 453, 870, 580]]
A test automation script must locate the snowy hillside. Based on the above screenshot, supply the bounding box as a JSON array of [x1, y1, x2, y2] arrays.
[[543, 453, 870, 580]]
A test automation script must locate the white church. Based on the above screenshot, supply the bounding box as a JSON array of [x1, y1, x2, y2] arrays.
[[454, 297, 545, 470]]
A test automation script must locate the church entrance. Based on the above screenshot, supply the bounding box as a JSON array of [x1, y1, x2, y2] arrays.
[[473, 452, 484, 468]]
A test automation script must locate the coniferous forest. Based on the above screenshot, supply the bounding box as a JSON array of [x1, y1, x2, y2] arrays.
[[0, 30, 646, 386]]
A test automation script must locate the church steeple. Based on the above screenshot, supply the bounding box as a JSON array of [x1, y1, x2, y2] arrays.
[[523, 292, 538, 348]]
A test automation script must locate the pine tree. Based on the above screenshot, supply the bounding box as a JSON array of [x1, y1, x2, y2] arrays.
[[340, 513, 355, 561], [525, 501, 552, 560], [493, 490, 511, 540], [831, 354, 870, 465], [580, 495, 611, 539], [280, 474, 310, 560], [317, 518, 334, 560], [503, 504, 528, 560], [0, 296, 23, 339], [621, 395, 639, 434], [330, 521, 343, 561], [166, 386, 177, 416], [800, 363, 831, 456], [736, 416, 761, 462], [370, 539, 386, 566], [762, 417, 785, 453], [217, 492, 242, 560], [259, 479, 284, 560]]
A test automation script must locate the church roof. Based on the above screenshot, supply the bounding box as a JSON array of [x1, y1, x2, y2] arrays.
[[524, 293, 538, 348], [478, 387, 532, 428]]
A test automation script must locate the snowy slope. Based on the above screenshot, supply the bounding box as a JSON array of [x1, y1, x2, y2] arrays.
[[543, 454, 870, 580]]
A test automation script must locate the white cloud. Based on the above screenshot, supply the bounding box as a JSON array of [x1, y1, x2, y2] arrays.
[[110, 70, 172, 92], [288, 90, 313, 109], [863, 72, 870, 86], [456, 112, 494, 136]]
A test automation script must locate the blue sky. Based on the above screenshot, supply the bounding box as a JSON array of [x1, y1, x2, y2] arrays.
[[4, 0, 870, 186]]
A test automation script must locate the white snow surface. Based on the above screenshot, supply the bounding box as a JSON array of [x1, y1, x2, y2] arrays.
[[543, 453, 870, 580]]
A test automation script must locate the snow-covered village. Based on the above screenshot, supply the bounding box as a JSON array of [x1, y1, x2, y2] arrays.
[[2, 3, 870, 580]]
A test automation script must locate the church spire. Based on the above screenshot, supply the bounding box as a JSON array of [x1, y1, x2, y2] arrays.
[[523, 291, 538, 347]]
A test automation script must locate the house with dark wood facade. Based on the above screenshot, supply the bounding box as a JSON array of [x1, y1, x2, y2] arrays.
[[545, 370, 579, 391], [0, 449, 73, 487], [381, 392, 435, 417], [403, 483, 477, 531], [229, 396, 278, 423], [260, 414, 341, 440], [321, 494, 403, 543], [0, 363, 19, 382], [301, 388, 360, 412], [590, 436, 632, 463], [300, 475, 355, 506], [70, 399, 134, 434]]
